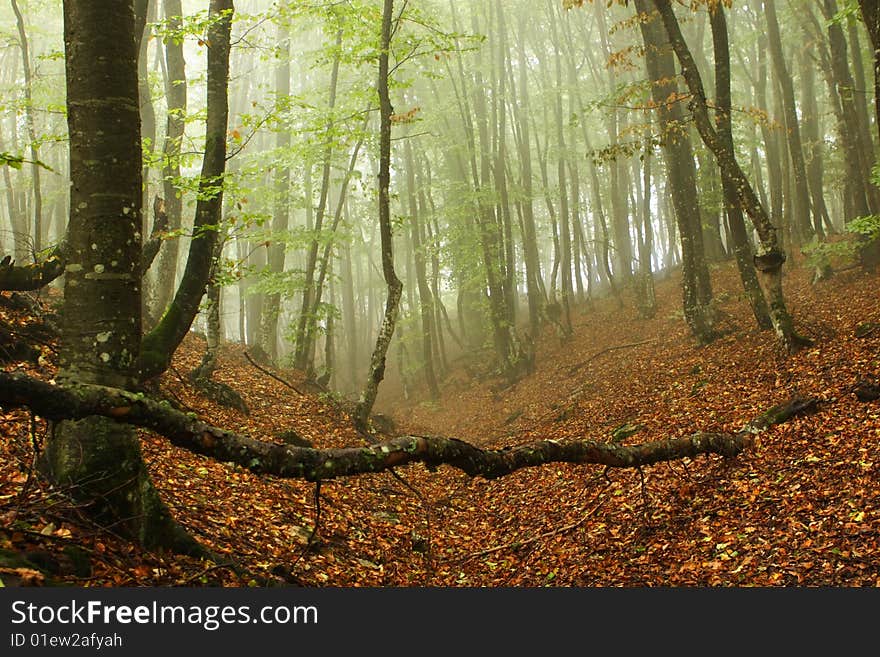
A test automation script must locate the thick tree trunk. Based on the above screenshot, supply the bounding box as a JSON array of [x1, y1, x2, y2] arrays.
[[45, 0, 205, 556]]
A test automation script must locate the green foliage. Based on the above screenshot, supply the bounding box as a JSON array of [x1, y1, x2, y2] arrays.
[[0, 151, 54, 172], [802, 215, 880, 271]]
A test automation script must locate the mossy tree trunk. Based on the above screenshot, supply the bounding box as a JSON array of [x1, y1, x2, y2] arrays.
[[138, 0, 233, 380]]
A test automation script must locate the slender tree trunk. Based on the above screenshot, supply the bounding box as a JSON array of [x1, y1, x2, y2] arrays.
[[404, 136, 440, 399], [636, 0, 716, 344], [857, 0, 880, 143], [355, 0, 403, 434], [822, 0, 873, 220], [152, 0, 188, 320], [10, 0, 42, 255], [293, 31, 343, 372], [755, 31, 784, 238], [636, 134, 656, 319], [798, 49, 833, 236], [512, 11, 544, 337], [709, 3, 771, 330], [847, 14, 880, 213], [139, 0, 234, 379], [765, 0, 813, 243], [258, 14, 291, 363]]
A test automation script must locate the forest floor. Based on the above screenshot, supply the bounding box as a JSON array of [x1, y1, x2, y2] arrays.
[[1, 256, 879, 587]]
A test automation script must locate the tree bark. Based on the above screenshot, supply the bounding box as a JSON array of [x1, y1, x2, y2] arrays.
[[652, 0, 808, 354], [0, 372, 816, 482], [857, 0, 880, 143], [709, 3, 771, 330], [764, 0, 814, 244], [44, 0, 205, 556], [139, 0, 233, 380], [152, 0, 188, 321], [635, 0, 716, 344], [354, 0, 403, 434]]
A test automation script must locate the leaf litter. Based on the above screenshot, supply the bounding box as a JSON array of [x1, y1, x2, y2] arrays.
[[1, 258, 878, 586]]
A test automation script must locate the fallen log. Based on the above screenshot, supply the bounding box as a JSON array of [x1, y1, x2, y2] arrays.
[[0, 371, 816, 482]]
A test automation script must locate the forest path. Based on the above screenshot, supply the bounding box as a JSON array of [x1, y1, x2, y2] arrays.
[[381, 259, 834, 448]]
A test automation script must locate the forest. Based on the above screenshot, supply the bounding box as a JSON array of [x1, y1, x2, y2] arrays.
[[0, 0, 878, 587]]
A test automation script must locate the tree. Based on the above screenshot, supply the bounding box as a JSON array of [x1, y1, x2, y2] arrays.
[[634, 0, 717, 344], [138, 0, 234, 380], [857, 0, 880, 142], [764, 0, 813, 244], [650, 0, 809, 354], [354, 0, 403, 434], [151, 0, 189, 323], [34, 0, 235, 554], [10, 0, 43, 254]]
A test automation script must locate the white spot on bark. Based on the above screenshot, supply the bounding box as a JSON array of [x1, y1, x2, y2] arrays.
[[96, 332, 111, 343], [123, 206, 131, 215], [65, 263, 83, 272], [100, 353, 111, 362], [91, 243, 98, 251], [93, 264, 105, 274], [77, 202, 87, 210]]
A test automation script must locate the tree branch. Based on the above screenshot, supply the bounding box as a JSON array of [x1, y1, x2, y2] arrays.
[[140, 196, 170, 276], [0, 372, 816, 482], [0, 249, 65, 291]]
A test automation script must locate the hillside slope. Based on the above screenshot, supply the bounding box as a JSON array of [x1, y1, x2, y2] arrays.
[[1, 259, 878, 586]]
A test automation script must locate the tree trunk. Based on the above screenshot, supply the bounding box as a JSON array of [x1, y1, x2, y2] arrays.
[[821, 0, 873, 220], [404, 136, 440, 399], [258, 15, 291, 364], [857, 0, 880, 143], [139, 0, 233, 379], [652, 0, 808, 354], [636, 0, 716, 344], [44, 0, 207, 556], [10, 0, 43, 254], [292, 30, 343, 372], [355, 0, 403, 434], [709, 3, 771, 330], [765, 0, 814, 244], [152, 0, 187, 322]]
